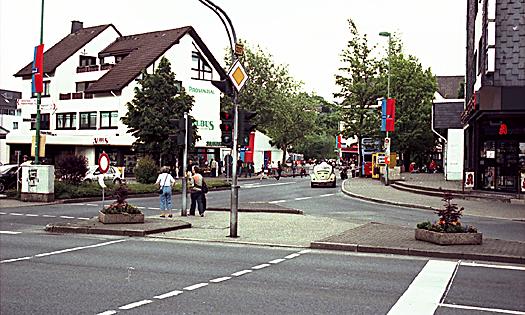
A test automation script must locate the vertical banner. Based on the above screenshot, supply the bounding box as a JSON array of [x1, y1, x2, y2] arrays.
[[386, 98, 396, 132], [32, 44, 44, 94], [380, 98, 387, 132]]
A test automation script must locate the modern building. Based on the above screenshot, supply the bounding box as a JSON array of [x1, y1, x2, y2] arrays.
[[0, 89, 22, 163], [7, 21, 230, 174], [432, 76, 465, 180], [464, 0, 525, 193]]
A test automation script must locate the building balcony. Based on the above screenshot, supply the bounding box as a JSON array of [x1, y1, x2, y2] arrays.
[[76, 65, 101, 73], [59, 92, 94, 100], [100, 63, 114, 71]]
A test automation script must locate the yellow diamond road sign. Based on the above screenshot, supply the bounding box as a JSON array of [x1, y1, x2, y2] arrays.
[[228, 60, 248, 92]]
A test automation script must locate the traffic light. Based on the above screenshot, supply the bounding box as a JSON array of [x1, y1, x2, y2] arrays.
[[220, 110, 234, 147], [212, 79, 234, 97], [169, 117, 192, 145], [238, 109, 257, 146]]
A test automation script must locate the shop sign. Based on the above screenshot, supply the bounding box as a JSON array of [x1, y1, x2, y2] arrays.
[[93, 137, 109, 145], [464, 171, 475, 188], [206, 141, 222, 146], [461, 92, 477, 124], [188, 86, 215, 95], [195, 120, 215, 130]]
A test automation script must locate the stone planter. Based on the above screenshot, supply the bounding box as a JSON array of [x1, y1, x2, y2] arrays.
[[415, 228, 482, 245], [98, 211, 144, 224]]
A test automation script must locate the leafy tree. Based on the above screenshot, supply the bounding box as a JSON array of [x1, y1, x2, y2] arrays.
[[334, 19, 384, 168], [122, 57, 198, 167], [55, 154, 88, 185]]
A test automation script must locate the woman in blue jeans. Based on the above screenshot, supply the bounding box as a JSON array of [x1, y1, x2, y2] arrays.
[[155, 166, 176, 218]]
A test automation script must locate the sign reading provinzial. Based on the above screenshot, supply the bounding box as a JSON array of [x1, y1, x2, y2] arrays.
[[228, 60, 248, 92], [98, 152, 110, 174]]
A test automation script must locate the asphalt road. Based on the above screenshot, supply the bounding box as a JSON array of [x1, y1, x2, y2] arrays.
[[1, 233, 524, 315]]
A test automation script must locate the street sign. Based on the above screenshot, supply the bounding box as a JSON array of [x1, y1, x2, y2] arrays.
[[228, 59, 248, 92], [234, 42, 244, 56], [98, 152, 110, 174]]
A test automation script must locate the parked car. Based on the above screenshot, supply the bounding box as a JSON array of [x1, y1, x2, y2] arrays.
[[0, 165, 20, 193], [310, 161, 336, 188], [83, 166, 123, 184]]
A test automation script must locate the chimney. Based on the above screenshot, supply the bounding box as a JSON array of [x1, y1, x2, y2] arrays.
[[71, 20, 83, 34]]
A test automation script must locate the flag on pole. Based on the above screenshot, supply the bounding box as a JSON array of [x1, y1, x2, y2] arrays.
[[32, 44, 44, 94]]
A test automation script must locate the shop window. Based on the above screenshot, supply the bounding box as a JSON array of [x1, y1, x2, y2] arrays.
[[80, 112, 97, 129], [191, 51, 213, 80], [56, 112, 77, 130], [100, 111, 118, 129], [30, 113, 50, 130]]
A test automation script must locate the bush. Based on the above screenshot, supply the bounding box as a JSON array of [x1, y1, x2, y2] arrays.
[[134, 156, 158, 184], [55, 154, 88, 185], [416, 193, 478, 233], [101, 184, 142, 214]]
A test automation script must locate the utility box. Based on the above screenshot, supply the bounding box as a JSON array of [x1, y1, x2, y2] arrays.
[[21, 165, 55, 202]]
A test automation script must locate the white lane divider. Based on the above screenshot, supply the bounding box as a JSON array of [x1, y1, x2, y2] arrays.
[[438, 303, 525, 314], [294, 196, 312, 201], [85, 204, 98, 207], [25, 214, 38, 217], [183, 283, 208, 291], [268, 200, 286, 204], [96, 311, 117, 315], [0, 212, 6, 215], [153, 290, 183, 299], [284, 253, 300, 259], [269, 258, 286, 264], [252, 263, 270, 270], [9, 213, 23, 216], [118, 300, 153, 310], [1, 239, 126, 264], [0, 212, 91, 220], [460, 261, 525, 271], [209, 276, 231, 283], [231, 270, 252, 276], [59, 215, 75, 219], [319, 193, 334, 197], [0, 231, 22, 234], [42, 215, 56, 218], [387, 260, 458, 315]]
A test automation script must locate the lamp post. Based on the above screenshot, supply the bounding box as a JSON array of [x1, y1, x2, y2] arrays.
[[34, 0, 45, 164], [379, 31, 391, 185]]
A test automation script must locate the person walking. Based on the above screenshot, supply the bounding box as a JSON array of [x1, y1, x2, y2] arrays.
[[276, 161, 283, 180], [210, 158, 217, 177], [155, 166, 176, 218], [189, 167, 205, 217]]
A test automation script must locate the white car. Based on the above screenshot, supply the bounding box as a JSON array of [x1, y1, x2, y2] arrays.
[[310, 162, 336, 188], [83, 165, 123, 184]]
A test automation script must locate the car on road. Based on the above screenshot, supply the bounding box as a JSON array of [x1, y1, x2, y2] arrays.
[[0, 164, 20, 193], [310, 161, 336, 188], [83, 165, 123, 184]]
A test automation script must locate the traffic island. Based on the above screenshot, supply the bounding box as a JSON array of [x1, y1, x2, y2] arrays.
[[45, 217, 191, 237]]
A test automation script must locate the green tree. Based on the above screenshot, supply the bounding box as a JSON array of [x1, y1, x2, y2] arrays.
[[334, 19, 384, 168], [122, 57, 198, 167]]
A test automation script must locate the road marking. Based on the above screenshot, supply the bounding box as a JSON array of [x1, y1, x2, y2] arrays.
[[461, 261, 525, 271], [0, 231, 22, 234], [25, 214, 39, 217], [42, 215, 56, 218], [77, 217, 91, 220], [1, 256, 31, 263], [319, 193, 334, 197], [284, 253, 300, 259], [269, 258, 286, 264], [232, 270, 252, 276], [33, 239, 126, 258], [387, 260, 458, 315], [96, 311, 117, 315], [118, 300, 153, 310], [153, 290, 183, 299], [85, 203, 99, 207], [439, 303, 525, 314], [242, 182, 296, 189], [210, 276, 231, 283], [149, 207, 160, 210], [252, 263, 270, 270], [59, 215, 75, 219], [9, 213, 24, 216], [0, 212, 6, 215], [268, 200, 286, 204], [298, 249, 312, 254], [294, 196, 312, 200], [183, 283, 208, 291], [136, 206, 145, 209]]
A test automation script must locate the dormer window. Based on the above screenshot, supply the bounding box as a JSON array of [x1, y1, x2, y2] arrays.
[[191, 51, 212, 81], [79, 55, 97, 67], [115, 55, 125, 64]]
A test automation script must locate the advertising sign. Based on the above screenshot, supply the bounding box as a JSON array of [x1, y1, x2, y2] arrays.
[[465, 171, 475, 188]]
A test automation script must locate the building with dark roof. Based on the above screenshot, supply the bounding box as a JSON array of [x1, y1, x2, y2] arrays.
[[0, 89, 22, 162], [463, 0, 525, 194], [6, 21, 229, 171]]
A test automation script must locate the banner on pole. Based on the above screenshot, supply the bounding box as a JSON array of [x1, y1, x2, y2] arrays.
[[32, 44, 44, 94]]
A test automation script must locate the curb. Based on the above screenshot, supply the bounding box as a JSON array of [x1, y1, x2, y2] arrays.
[[310, 241, 525, 265], [206, 207, 304, 215], [44, 220, 191, 237]]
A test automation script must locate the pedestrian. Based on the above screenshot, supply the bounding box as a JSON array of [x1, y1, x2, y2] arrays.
[[248, 162, 254, 178], [155, 166, 176, 218], [276, 161, 283, 180], [189, 167, 205, 217], [292, 161, 297, 178], [237, 158, 243, 176], [210, 158, 217, 177]]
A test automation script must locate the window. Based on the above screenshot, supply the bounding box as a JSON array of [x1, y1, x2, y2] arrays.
[[100, 111, 118, 129], [79, 55, 97, 67], [115, 55, 125, 64], [191, 51, 213, 80], [32, 81, 50, 97], [31, 113, 50, 130], [477, 39, 483, 75], [16, 109, 22, 116], [80, 112, 97, 129], [13, 122, 18, 129], [76, 81, 95, 92], [56, 112, 77, 130]]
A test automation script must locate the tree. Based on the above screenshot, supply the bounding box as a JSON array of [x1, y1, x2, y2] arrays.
[[122, 57, 198, 167]]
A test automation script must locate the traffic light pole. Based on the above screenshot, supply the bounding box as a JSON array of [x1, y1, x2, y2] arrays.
[[230, 93, 239, 237], [34, 0, 45, 164], [181, 112, 188, 216]]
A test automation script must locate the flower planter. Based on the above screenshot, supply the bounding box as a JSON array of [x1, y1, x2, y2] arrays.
[[98, 211, 144, 224], [415, 228, 482, 245]]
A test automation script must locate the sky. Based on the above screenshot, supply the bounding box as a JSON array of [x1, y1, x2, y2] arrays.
[[0, 0, 466, 102]]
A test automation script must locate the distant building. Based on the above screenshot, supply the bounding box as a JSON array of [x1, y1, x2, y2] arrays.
[[463, 0, 525, 193], [0, 89, 22, 163]]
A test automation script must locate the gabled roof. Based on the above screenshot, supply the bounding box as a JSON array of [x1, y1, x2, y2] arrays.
[[14, 24, 120, 77], [436, 76, 464, 99], [0, 89, 21, 109], [86, 26, 228, 93]]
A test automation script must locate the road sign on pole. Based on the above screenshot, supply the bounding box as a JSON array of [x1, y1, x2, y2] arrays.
[[98, 152, 110, 174], [228, 60, 248, 92]]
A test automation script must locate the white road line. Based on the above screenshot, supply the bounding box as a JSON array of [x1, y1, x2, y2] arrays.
[[242, 182, 295, 189], [149, 207, 160, 210], [59, 215, 75, 219], [77, 217, 91, 220], [85, 203, 98, 207], [231, 270, 252, 276], [269, 258, 286, 264], [1, 256, 32, 263], [298, 249, 312, 254], [319, 193, 334, 197], [153, 290, 183, 299], [96, 310, 117, 315], [183, 283, 208, 291], [268, 200, 286, 204], [0, 212, 6, 215], [210, 276, 231, 283], [461, 261, 525, 271], [252, 263, 270, 270], [439, 303, 525, 315], [284, 253, 300, 259], [9, 213, 23, 216], [118, 299, 153, 310], [42, 215, 56, 218], [294, 196, 312, 201], [34, 239, 126, 258], [0, 231, 22, 234], [387, 260, 458, 315], [25, 214, 39, 217], [136, 206, 145, 209]]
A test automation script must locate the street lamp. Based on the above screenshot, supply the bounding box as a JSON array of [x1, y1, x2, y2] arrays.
[[379, 31, 391, 186]]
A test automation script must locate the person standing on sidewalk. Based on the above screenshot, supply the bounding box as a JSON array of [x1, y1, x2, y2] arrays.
[[210, 158, 217, 177], [155, 166, 176, 218], [189, 167, 205, 217], [276, 161, 283, 180]]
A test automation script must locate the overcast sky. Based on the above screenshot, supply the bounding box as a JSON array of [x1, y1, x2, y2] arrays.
[[0, 0, 466, 101]]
